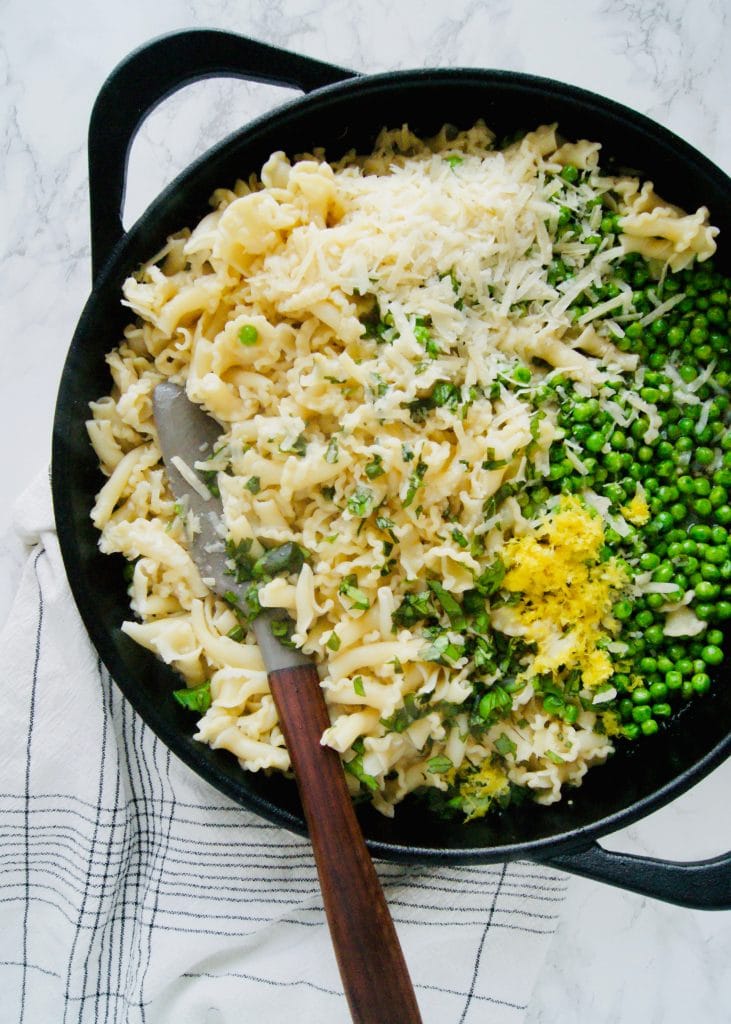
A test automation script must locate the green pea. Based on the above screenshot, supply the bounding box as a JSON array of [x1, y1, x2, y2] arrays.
[[586, 432, 606, 453], [665, 670, 683, 690], [237, 323, 259, 346], [622, 723, 641, 740], [691, 672, 711, 694], [640, 718, 659, 736], [613, 599, 633, 621], [649, 681, 668, 700], [645, 624, 665, 646], [701, 645, 724, 665], [632, 705, 653, 723]]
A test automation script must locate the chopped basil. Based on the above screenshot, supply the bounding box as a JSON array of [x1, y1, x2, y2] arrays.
[[270, 616, 296, 647], [339, 575, 370, 610], [252, 542, 307, 580], [226, 624, 245, 642], [245, 476, 261, 494], [475, 558, 506, 596], [381, 693, 421, 733], [200, 469, 220, 497], [545, 749, 565, 765], [401, 443, 415, 463], [421, 632, 464, 664], [402, 460, 427, 508], [477, 685, 512, 720], [344, 741, 378, 791], [427, 580, 467, 630], [392, 590, 436, 628], [173, 681, 211, 714], [451, 528, 468, 548], [445, 155, 463, 169], [431, 380, 460, 410], [325, 436, 339, 464], [364, 454, 385, 479], [482, 446, 509, 471], [494, 733, 517, 757], [279, 433, 307, 457], [347, 485, 374, 518], [427, 754, 454, 773], [353, 675, 365, 696], [326, 630, 341, 652]]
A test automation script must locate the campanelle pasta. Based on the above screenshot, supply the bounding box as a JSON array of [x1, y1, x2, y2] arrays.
[[89, 122, 719, 819]]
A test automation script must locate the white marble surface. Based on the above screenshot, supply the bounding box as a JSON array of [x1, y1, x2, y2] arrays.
[[1, 0, 730, 1020]]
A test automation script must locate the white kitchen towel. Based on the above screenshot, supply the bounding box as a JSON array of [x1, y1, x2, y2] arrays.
[[0, 472, 568, 1024]]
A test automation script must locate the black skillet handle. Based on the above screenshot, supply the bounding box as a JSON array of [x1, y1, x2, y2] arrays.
[[88, 29, 356, 280], [543, 842, 731, 910]]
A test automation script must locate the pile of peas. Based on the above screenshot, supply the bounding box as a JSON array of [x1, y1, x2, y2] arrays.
[[543, 254, 730, 740]]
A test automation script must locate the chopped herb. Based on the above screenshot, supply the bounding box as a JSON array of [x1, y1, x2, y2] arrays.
[[431, 380, 460, 410], [364, 454, 385, 479], [326, 630, 341, 652], [421, 632, 464, 664], [245, 476, 261, 494], [344, 755, 378, 791], [482, 447, 509, 471], [402, 460, 427, 508], [392, 590, 436, 628], [381, 693, 421, 733], [251, 542, 308, 581], [238, 324, 259, 346], [226, 624, 245, 642], [375, 514, 397, 542], [325, 436, 339, 464], [200, 470, 220, 497], [494, 733, 517, 757], [451, 528, 469, 548], [427, 580, 467, 630], [475, 558, 506, 596], [401, 443, 415, 463], [279, 433, 307, 457], [413, 318, 440, 358], [339, 574, 370, 610], [427, 755, 454, 773], [445, 155, 463, 169], [173, 681, 211, 714], [321, 485, 336, 501], [347, 485, 375, 518], [270, 616, 296, 647], [545, 749, 565, 765], [353, 675, 365, 696], [325, 532, 339, 543], [477, 685, 512, 721]]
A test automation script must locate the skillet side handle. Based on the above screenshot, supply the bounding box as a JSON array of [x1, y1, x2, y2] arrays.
[[88, 29, 356, 280], [543, 842, 731, 910]]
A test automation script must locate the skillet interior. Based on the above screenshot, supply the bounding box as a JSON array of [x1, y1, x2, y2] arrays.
[[53, 70, 731, 862]]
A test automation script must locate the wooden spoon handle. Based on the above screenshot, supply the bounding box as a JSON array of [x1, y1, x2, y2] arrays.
[[268, 664, 423, 1024]]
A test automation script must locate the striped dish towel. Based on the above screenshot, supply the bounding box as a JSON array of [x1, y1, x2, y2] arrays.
[[0, 473, 567, 1024]]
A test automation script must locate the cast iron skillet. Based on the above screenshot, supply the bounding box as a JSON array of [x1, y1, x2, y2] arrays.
[[52, 29, 731, 908]]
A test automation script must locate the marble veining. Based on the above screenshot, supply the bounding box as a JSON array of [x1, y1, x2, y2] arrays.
[[1, 1, 729, 1021]]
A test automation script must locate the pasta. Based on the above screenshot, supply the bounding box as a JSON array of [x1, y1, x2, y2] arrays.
[[89, 122, 726, 821]]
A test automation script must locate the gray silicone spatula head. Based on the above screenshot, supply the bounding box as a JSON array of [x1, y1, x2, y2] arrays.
[[153, 381, 311, 672]]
